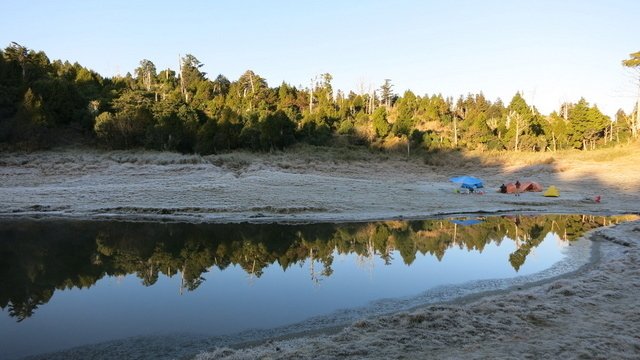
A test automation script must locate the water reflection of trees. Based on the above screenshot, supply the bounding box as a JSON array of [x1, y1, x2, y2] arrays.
[[0, 214, 635, 321]]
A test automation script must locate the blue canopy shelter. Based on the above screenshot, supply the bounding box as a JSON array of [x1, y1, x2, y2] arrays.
[[449, 175, 484, 190]]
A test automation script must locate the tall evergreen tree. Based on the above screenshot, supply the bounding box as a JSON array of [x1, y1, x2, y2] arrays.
[[180, 54, 205, 103], [380, 79, 393, 108], [567, 98, 610, 150], [135, 59, 157, 92]]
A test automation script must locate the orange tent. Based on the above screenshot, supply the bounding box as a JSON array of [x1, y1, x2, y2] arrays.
[[521, 181, 543, 192], [500, 181, 543, 194]]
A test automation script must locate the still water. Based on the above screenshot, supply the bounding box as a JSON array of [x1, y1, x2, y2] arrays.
[[0, 214, 634, 359]]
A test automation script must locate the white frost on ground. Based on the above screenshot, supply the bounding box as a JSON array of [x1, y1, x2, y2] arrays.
[[1, 148, 638, 223], [2, 148, 640, 359]]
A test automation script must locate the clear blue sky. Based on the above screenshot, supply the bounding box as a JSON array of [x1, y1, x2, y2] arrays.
[[2, 0, 638, 117]]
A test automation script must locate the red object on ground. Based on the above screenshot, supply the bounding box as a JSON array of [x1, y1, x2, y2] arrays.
[[595, 195, 601, 203]]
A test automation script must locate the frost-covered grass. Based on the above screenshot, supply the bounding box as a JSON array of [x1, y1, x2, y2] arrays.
[[1, 143, 639, 223]]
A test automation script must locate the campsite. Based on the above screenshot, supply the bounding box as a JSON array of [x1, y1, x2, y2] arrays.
[[1, 144, 640, 359]]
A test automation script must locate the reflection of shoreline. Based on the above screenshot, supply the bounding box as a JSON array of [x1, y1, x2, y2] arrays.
[[0, 214, 636, 322]]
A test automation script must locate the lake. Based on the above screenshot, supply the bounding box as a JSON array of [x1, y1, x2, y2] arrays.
[[0, 214, 634, 359]]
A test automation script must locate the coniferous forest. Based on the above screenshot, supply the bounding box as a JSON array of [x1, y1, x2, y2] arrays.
[[1, 42, 638, 153]]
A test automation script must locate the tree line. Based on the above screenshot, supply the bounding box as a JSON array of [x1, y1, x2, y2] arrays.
[[2, 214, 633, 321], [1, 42, 639, 152]]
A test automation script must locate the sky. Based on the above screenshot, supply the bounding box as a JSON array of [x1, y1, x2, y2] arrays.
[[2, 0, 639, 117]]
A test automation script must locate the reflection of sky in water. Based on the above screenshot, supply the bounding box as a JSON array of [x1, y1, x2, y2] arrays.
[[1, 231, 567, 359], [517, 232, 565, 272]]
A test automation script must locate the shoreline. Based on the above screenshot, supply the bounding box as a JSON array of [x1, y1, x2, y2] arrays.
[[195, 219, 640, 359], [225, 225, 602, 349], [26, 218, 637, 360], [20, 214, 624, 359], [0, 208, 636, 226]]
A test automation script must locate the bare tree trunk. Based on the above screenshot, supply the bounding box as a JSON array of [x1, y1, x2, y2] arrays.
[[610, 121, 614, 142], [514, 116, 520, 151], [635, 100, 640, 139], [178, 55, 186, 102], [180, 263, 186, 295], [453, 117, 458, 146], [248, 72, 255, 111]]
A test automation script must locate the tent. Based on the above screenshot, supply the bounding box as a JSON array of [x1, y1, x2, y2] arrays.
[[544, 185, 560, 197], [521, 181, 543, 192], [450, 176, 484, 190], [500, 181, 543, 194]]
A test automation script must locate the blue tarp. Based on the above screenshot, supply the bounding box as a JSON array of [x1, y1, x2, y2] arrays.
[[449, 175, 484, 189], [450, 219, 483, 226]]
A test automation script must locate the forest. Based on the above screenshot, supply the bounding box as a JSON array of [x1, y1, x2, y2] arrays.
[[1, 42, 639, 153], [1, 214, 632, 322]]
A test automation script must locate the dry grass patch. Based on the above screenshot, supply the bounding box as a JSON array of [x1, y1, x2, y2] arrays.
[[196, 142, 640, 175], [472, 150, 556, 167], [566, 145, 635, 163]]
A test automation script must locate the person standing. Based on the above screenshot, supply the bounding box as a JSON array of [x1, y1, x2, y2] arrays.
[[515, 180, 521, 196]]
